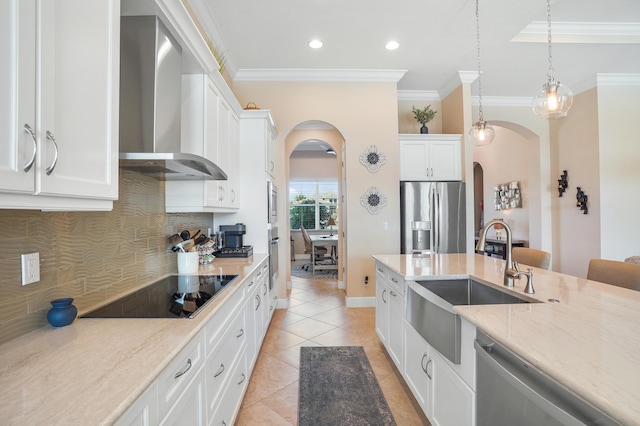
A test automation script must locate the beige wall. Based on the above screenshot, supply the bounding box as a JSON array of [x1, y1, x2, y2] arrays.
[[231, 81, 399, 301], [290, 153, 338, 182], [474, 126, 531, 243], [398, 99, 443, 134], [552, 89, 601, 277], [0, 171, 213, 344], [478, 104, 552, 253]]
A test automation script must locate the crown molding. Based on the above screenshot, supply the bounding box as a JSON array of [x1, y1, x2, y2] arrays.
[[234, 69, 407, 83], [597, 73, 640, 86], [397, 90, 440, 101], [512, 21, 640, 43], [439, 71, 478, 99]]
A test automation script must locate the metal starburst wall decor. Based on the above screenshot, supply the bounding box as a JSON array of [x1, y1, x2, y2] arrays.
[[360, 186, 387, 214], [359, 145, 386, 172]]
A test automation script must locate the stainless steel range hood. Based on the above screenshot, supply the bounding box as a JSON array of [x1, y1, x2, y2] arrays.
[[119, 16, 227, 181]]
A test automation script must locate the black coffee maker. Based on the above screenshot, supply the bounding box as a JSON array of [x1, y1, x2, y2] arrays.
[[217, 224, 253, 257]]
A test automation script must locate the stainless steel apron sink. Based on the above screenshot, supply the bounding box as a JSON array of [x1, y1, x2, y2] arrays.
[[406, 278, 539, 364]]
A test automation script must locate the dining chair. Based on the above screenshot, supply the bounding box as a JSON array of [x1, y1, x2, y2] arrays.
[[512, 247, 551, 270], [300, 226, 327, 271], [587, 259, 640, 291]]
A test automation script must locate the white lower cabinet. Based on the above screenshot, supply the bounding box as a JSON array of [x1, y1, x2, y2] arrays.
[[209, 352, 248, 426], [387, 286, 404, 369], [375, 262, 404, 370], [205, 308, 246, 419], [158, 332, 206, 421], [375, 271, 388, 345], [244, 271, 260, 371], [375, 260, 477, 426], [402, 319, 476, 426], [117, 258, 273, 426], [403, 320, 431, 415], [160, 372, 206, 426], [115, 383, 159, 426], [431, 349, 475, 426]]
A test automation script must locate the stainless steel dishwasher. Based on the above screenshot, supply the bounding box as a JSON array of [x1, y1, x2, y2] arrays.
[[475, 330, 621, 426]]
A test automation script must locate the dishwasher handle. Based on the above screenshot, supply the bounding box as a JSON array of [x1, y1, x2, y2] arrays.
[[475, 339, 617, 426]]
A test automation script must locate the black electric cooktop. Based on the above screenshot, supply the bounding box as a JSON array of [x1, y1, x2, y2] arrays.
[[82, 274, 238, 319]]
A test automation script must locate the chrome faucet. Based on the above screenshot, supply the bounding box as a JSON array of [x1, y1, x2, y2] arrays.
[[476, 219, 518, 287], [513, 267, 535, 294]]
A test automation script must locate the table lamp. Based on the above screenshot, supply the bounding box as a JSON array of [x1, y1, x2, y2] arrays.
[[328, 218, 336, 236]]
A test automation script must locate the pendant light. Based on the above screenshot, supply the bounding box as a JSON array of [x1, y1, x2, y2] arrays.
[[469, 0, 495, 146], [532, 0, 573, 118]]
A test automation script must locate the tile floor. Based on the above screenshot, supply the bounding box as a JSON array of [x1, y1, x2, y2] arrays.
[[235, 269, 430, 425]]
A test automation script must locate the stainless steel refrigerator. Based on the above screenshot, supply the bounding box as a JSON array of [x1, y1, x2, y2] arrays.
[[400, 181, 466, 254]]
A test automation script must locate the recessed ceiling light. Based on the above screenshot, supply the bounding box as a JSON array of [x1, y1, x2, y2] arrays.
[[385, 41, 400, 50], [309, 39, 323, 49]]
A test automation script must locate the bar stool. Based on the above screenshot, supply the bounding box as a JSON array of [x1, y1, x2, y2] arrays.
[[587, 259, 640, 291], [512, 247, 551, 270]]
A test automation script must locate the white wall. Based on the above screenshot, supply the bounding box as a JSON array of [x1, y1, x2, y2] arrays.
[[597, 77, 640, 261]]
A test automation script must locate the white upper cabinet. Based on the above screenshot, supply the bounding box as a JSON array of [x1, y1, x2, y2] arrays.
[[400, 135, 461, 181], [0, 0, 119, 210], [165, 73, 240, 213]]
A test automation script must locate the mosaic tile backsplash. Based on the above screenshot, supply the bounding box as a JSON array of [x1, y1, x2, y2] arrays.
[[0, 171, 213, 345]]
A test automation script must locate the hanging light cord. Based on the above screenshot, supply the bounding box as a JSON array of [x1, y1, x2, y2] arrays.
[[475, 0, 485, 123], [546, 0, 555, 82]]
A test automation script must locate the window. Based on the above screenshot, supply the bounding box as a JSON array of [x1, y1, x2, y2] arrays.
[[290, 181, 338, 230]]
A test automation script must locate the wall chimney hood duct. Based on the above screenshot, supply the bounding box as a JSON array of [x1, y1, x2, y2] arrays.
[[119, 16, 227, 181]]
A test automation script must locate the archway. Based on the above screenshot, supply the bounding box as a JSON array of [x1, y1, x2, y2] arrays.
[[475, 120, 545, 249], [284, 121, 346, 293]]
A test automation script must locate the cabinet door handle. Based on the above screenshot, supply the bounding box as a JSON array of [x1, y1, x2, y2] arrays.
[[270, 160, 274, 172], [381, 289, 387, 304], [23, 124, 37, 172], [237, 373, 246, 385], [231, 189, 235, 202], [174, 358, 192, 379], [237, 328, 244, 338], [213, 363, 225, 378], [391, 277, 398, 284], [421, 352, 429, 373], [389, 290, 397, 297], [263, 283, 267, 296], [255, 294, 261, 310], [248, 279, 255, 287], [426, 358, 433, 380], [377, 267, 384, 273], [45, 131, 58, 175]]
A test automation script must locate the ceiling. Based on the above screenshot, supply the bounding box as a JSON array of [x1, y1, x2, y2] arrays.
[[190, 0, 640, 99]]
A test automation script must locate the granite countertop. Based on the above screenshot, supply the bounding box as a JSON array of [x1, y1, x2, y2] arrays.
[[0, 254, 268, 425], [372, 253, 640, 426]]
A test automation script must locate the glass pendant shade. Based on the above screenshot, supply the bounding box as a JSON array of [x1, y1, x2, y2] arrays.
[[469, 121, 495, 146], [532, 80, 573, 119]]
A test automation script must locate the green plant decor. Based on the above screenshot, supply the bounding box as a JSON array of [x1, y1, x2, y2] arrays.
[[412, 105, 437, 125]]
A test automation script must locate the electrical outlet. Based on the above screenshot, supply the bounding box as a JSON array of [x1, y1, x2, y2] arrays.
[[21, 252, 40, 286], [382, 222, 389, 231]]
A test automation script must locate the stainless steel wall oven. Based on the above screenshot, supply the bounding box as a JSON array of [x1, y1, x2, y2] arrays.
[[267, 181, 277, 224], [268, 227, 279, 290]]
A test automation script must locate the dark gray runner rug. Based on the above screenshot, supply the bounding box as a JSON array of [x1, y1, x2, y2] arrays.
[[298, 346, 397, 426]]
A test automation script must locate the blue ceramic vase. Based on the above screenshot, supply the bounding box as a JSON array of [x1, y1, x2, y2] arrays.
[[47, 298, 77, 327]]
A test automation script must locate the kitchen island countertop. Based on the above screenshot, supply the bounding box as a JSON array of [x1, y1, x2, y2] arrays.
[[0, 254, 268, 425], [373, 253, 640, 426]]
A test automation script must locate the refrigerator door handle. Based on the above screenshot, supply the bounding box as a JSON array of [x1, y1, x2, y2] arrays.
[[432, 186, 439, 253]]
